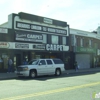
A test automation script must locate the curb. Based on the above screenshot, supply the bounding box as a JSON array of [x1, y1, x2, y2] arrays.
[[0, 77, 17, 80], [63, 69, 100, 75], [0, 73, 17, 80], [0, 68, 100, 80]]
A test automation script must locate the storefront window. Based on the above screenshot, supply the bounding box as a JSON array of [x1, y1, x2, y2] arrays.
[[51, 35, 59, 44], [42, 34, 47, 43], [89, 39, 92, 47], [77, 37, 80, 46], [62, 37, 66, 45], [80, 38, 83, 47]]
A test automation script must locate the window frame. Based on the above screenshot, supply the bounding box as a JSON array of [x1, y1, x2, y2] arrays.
[[46, 60, 53, 65], [53, 59, 63, 64], [62, 36, 66, 45], [80, 38, 83, 47], [39, 60, 46, 65], [51, 35, 59, 44], [42, 34, 47, 43]]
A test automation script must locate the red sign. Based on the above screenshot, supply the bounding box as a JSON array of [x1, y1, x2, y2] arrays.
[[0, 42, 9, 48]]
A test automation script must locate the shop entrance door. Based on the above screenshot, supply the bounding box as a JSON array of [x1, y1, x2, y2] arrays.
[[15, 54, 21, 67]]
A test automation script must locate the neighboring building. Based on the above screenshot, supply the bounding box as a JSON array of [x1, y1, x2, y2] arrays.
[[70, 28, 100, 69], [0, 12, 70, 72]]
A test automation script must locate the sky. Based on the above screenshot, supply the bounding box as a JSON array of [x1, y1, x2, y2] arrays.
[[0, 0, 100, 32]]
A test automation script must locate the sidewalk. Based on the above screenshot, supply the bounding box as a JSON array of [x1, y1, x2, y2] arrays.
[[64, 67, 100, 74], [0, 67, 100, 80], [0, 73, 17, 80]]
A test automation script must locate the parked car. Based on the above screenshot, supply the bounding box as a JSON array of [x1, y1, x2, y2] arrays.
[[15, 58, 65, 78]]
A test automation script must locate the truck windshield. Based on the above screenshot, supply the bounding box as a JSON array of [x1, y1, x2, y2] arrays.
[[28, 60, 39, 65]]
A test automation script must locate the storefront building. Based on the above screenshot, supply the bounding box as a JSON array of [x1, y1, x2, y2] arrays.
[[70, 29, 97, 69], [0, 28, 9, 72], [0, 12, 70, 72]]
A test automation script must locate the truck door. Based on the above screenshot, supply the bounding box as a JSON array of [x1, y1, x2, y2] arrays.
[[46, 59, 55, 74], [37, 60, 47, 75]]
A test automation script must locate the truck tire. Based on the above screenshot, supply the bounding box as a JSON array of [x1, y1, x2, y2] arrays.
[[55, 69, 61, 76], [30, 70, 37, 78]]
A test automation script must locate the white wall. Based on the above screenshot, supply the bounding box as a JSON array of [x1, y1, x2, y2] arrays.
[[70, 28, 100, 40]]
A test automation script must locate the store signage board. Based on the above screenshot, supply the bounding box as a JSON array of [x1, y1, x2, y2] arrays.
[[15, 43, 29, 49], [15, 32, 43, 42], [33, 44, 45, 50], [43, 18, 53, 24], [76, 47, 96, 53], [0, 42, 69, 51], [0, 42, 9, 48], [46, 44, 63, 51], [16, 21, 67, 35], [0, 28, 8, 33]]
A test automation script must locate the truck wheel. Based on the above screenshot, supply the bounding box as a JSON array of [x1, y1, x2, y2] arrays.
[[30, 70, 37, 78], [55, 69, 61, 76]]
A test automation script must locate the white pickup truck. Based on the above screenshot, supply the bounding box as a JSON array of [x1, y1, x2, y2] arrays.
[[15, 58, 65, 78]]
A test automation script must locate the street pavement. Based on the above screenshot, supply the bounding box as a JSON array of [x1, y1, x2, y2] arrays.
[[0, 67, 100, 80]]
